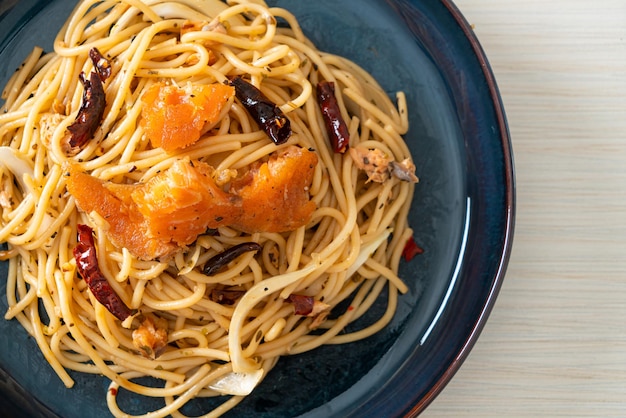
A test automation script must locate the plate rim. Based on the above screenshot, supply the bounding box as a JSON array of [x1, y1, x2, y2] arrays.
[[406, 0, 515, 414], [0, 0, 516, 416]]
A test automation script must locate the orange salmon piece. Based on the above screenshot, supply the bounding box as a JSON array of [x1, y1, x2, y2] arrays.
[[231, 146, 318, 233], [140, 82, 234, 152], [65, 147, 318, 260], [65, 163, 178, 260], [66, 159, 242, 260], [131, 159, 242, 246]]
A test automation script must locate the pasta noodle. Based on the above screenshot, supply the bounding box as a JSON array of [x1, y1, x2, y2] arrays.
[[0, 0, 418, 416]]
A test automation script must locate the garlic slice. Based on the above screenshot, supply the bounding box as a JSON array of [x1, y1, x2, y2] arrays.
[[209, 369, 264, 396], [346, 228, 392, 278], [0, 146, 55, 238], [0, 146, 35, 192]]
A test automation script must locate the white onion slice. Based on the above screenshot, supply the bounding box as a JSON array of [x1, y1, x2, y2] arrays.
[[346, 228, 392, 278]]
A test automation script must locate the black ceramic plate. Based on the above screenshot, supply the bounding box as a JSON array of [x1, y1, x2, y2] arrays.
[[0, 0, 514, 417]]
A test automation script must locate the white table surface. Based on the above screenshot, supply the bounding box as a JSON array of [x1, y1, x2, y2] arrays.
[[422, 0, 626, 416]]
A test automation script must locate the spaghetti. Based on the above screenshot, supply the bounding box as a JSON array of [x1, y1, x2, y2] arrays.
[[0, 0, 418, 416]]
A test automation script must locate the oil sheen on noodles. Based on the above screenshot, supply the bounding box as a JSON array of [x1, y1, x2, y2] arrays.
[[0, 0, 417, 416]]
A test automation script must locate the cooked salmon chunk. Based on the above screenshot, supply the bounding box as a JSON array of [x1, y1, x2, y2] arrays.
[[140, 82, 234, 152], [65, 146, 318, 260], [231, 146, 318, 233]]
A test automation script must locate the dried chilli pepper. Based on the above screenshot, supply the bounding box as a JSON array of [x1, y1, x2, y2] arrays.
[[230, 76, 291, 145], [73, 224, 135, 321], [286, 294, 315, 316], [203, 242, 263, 276], [316, 80, 350, 153], [67, 48, 111, 151], [286, 294, 331, 321], [67, 72, 106, 150], [401, 235, 424, 261], [89, 47, 112, 81], [210, 289, 246, 305]]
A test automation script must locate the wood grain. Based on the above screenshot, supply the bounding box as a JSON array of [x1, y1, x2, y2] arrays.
[[422, 0, 626, 416]]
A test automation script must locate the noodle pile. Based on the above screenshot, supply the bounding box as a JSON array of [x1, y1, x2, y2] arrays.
[[0, 0, 417, 416]]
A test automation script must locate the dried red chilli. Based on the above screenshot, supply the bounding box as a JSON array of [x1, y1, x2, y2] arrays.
[[73, 224, 135, 321], [210, 289, 246, 305], [230, 76, 291, 145], [67, 72, 106, 149], [316, 80, 350, 153], [286, 294, 315, 316], [67, 48, 111, 150], [402, 235, 424, 261], [203, 242, 263, 276], [89, 47, 111, 82]]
